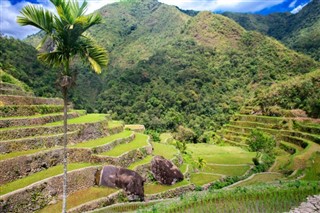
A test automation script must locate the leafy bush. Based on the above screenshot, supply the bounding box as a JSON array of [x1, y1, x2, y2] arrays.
[[145, 129, 160, 142], [175, 141, 187, 154], [174, 125, 197, 143], [246, 129, 276, 156], [254, 70, 320, 118]]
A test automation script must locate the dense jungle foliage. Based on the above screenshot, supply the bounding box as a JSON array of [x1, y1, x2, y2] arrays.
[[3, 0, 319, 138], [251, 69, 320, 118], [0, 35, 58, 97]]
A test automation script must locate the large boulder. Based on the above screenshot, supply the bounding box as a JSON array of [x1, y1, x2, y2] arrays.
[[99, 165, 145, 201], [151, 155, 184, 185]]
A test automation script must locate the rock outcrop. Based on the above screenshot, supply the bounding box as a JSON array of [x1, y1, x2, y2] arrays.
[[99, 165, 145, 201], [289, 195, 320, 213], [151, 155, 184, 185]]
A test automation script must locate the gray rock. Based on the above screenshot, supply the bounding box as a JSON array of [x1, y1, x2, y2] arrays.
[[289, 195, 320, 213], [99, 165, 145, 201], [151, 155, 184, 185]]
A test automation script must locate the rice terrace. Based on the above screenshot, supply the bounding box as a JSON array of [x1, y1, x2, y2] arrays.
[[0, 0, 320, 212]]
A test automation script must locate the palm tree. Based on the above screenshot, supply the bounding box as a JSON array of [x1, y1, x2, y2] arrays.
[[17, 1, 108, 212], [196, 157, 207, 171]]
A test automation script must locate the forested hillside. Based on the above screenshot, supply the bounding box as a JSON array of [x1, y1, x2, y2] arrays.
[[15, 0, 320, 136], [223, 0, 320, 61], [249, 69, 320, 118], [0, 35, 58, 97]]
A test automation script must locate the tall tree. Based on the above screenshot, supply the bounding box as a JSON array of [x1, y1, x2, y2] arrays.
[[17, 0, 108, 212]]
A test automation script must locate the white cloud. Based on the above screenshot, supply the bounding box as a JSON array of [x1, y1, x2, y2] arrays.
[[0, 0, 115, 39], [0, 0, 56, 39], [291, 2, 308, 13], [159, 0, 286, 13], [289, 0, 297, 8], [84, 0, 117, 14]]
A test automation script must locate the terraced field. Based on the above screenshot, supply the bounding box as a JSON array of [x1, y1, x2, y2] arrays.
[[1, 78, 319, 212], [0, 81, 153, 212], [217, 111, 320, 179]]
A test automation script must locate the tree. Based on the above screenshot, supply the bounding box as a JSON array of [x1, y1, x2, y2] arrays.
[[196, 157, 207, 171], [246, 129, 276, 164], [17, 1, 108, 212]]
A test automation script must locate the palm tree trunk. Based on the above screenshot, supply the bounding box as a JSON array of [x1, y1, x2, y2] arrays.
[[62, 87, 68, 213]]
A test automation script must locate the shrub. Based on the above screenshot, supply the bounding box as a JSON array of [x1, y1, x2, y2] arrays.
[[246, 129, 276, 157], [145, 129, 160, 142], [174, 125, 197, 143]]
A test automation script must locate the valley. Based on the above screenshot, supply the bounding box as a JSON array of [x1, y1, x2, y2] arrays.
[[1, 0, 320, 212]]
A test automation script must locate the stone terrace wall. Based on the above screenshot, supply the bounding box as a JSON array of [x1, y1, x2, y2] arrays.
[[0, 82, 24, 91], [0, 167, 99, 213], [0, 88, 33, 96], [0, 105, 64, 117], [90, 145, 152, 168], [146, 184, 196, 200], [0, 131, 78, 153], [0, 111, 80, 128], [135, 163, 152, 183], [0, 120, 120, 153], [0, 95, 63, 105], [68, 191, 125, 213], [0, 149, 64, 184]]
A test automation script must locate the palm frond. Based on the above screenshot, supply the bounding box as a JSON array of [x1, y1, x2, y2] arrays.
[[38, 51, 67, 67], [36, 33, 49, 50], [70, 14, 102, 41], [76, 36, 109, 73], [17, 5, 55, 33], [69, 0, 88, 18], [82, 13, 102, 31]]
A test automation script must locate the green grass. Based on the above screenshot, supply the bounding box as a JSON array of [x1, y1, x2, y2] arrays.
[[45, 114, 107, 126], [0, 69, 32, 92], [190, 173, 221, 186], [139, 181, 320, 213], [230, 173, 284, 188], [124, 124, 144, 130], [188, 144, 255, 164], [99, 133, 148, 157], [203, 164, 250, 176], [270, 154, 291, 172], [0, 111, 87, 131], [152, 142, 178, 159], [0, 147, 60, 161], [0, 110, 86, 120], [38, 186, 117, 213], [179, 164, 188, 174], [159, 133, 174, 144], [236, 114, 286, 121], [281, 141, 304, 152], [0, 112, 65, 121], [291, 139, 320, 170], [108, 120, 124, 128], [0, 163, 96, 196], [70, 130, 132, 148], [128, 155, 153, 170], [144, 179, 189, 194], [92, 200, 165, 213], [302, 152, 320, 181]]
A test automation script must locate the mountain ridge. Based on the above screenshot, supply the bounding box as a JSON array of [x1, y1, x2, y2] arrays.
[[7, 0, 319, 137], [223, 0, 320, 61]]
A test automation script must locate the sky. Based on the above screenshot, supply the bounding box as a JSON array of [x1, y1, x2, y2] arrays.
[[0, 0, 311, 39]]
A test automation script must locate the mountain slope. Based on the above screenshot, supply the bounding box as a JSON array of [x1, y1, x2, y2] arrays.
[[250, 69, 320, 118], [0, 35, 58, 97], [91, 1, 318, 134], [223, 0, 320, 61], [20, 0, 319, 136]]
